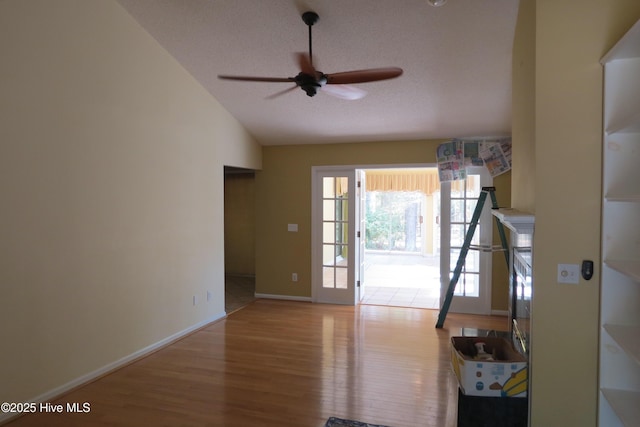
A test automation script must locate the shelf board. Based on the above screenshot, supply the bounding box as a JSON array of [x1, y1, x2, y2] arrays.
[[491, 208, 535, 234], [606, 110, 640, 134], [603, 324, 640, 365], [605, 194, 640, 203], [605, 260, 640, 282], [601, 19, 640, 62], [601, 388, 640, 426]]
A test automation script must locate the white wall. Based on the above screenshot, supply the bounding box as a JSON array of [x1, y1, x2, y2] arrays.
[[0, 0, 261, 406]]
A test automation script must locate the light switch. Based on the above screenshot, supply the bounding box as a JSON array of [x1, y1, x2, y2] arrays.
[[287, 223, 298, 232], [558, 264, 580, 284]]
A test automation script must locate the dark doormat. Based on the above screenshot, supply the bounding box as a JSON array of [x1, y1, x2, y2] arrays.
[[324, 417, 391, 427]]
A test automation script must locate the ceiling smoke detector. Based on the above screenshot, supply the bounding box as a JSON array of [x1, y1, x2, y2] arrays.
[[427, 0, 448, 6]]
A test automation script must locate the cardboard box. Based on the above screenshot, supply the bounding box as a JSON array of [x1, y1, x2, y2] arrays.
[[451, 336, 528, 398]]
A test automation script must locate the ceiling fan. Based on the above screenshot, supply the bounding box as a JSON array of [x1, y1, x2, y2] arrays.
[[218, 11, 403, 100]]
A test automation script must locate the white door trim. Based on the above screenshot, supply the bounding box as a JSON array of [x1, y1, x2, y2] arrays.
[[312, 163, 438, 305]]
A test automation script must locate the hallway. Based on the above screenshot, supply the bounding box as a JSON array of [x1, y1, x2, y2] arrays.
[[225, 274, 256, 313]]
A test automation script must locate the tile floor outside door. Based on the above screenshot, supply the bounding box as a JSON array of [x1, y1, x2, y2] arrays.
[[361, 251, 441, 309]]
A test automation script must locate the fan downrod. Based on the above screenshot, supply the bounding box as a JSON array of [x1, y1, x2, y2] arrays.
[[302, 11, 319, 26]]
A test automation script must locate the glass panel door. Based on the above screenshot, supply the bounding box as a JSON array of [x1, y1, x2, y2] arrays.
[[450, 175, 482, 298], [313, 168, 357, 305], [440, 167, 492, 314], [322, 176, 349, 290]]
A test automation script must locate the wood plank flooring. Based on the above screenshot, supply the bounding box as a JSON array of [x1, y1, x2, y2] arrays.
[[5, 300, 509, 427]]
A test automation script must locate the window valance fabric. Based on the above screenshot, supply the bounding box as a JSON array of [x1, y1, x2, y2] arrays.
[[365, 169, 440, 195], [365, 168, 475, 195]]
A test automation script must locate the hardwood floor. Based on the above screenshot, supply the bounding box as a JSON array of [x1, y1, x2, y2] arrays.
[[5, 300, 509, 427]]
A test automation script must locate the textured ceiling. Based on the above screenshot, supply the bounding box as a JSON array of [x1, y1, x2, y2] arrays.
[[117, 0, 519, 146]]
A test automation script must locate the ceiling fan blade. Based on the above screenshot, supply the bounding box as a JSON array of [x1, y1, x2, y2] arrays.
[[296, 52, 316, 76], [326, 67, 403, 84], [321, 84, 367, 100], [265, 85, 299, 100], [218, 75, 295, 83]]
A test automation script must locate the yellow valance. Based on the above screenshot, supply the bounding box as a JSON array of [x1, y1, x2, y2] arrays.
[[365, 169, 440, 195], [365, 168, 475, 195]]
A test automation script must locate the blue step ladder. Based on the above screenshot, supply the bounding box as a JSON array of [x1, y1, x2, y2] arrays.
[[436, 186, 509, 329]]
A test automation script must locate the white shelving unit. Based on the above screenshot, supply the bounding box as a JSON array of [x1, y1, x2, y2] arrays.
[[599, 18, 640, 427], [491, 208, 535, 235]]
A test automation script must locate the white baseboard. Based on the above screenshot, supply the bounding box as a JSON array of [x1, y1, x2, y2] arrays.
[[255, 293, 312, 302], [0, 311, 226, 425]]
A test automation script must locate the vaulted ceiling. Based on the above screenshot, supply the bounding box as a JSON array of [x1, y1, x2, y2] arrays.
[[117, 0, 519, 146]]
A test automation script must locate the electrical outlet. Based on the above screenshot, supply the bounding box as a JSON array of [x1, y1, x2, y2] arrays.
[[558, 264, 580, 284], [207, 291, 212, 302], [292, 273, 298, 282], [193, 295, 197, 306]]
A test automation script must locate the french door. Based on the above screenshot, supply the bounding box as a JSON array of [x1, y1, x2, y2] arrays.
[[439, 167, 493, 314], [312, 164, 491, 311], [312, 168, 362, 305]]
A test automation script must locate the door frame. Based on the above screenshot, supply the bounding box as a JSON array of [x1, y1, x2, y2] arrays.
[[311, 163, 436, 305], [356, 169, 366, 303]]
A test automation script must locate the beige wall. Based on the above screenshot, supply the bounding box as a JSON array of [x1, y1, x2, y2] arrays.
[[512, 1, 640, 425], [511, 0, 536, 212], [255, 140, 511, 312], [0, 0, 261, 406]]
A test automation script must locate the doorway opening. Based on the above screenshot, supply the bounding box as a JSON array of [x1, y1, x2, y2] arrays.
[[223, 166, 257, 313], [311, 165, 493, 313], [360, 167, 441, 309]]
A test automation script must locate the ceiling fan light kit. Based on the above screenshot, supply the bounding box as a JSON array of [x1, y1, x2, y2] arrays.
[[218, 11, 403, 100]]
